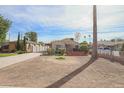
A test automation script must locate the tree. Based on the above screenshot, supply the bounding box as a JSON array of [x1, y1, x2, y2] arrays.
[[84, 35, 86, 42], [25, 32, 37, 42], [23, 36, 26, 51], [38, 41, 44, 45], [74, 32, 81, 42], [0, 15, 12, 45], [80, 41, 89, 53], [88, 35, 91, 44], [111, 38, 123, 42], [111, 39, 116, 42], [80, 41, 88, 46], [117, 38, 123, 41], [16, 32, 21, 50], [88, 35, 91, 38]]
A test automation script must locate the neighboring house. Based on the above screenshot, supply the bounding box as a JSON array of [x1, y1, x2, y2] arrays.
[[0, 41, 17, 53], [0, 41, 49, 53], [26, 41, 50, 53], [24, 41, 50, 53], [98, 41, 124, 51], [26, 41, 36, 53], [51, 38, 79, 51], [98, 41, 124, 56]]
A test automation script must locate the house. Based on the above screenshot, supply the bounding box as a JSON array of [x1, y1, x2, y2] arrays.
[[98, 41, 124, 51], [26, 41, 50, 53], [51, 38, 79, 52], [98, 41, 124, 56], [0, 41, 50, 53], [0, 41, 17, 53]]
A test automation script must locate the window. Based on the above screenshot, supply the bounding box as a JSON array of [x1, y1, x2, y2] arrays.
[[2, 45, 9, 49], [56, 45, 61, 48]]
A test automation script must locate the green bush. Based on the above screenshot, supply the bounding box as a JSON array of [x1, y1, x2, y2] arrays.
[[79, 45, 89, 53], [79, 41, 89, 53], [55, 48, 65, 56], [56, 56, 65, 60]]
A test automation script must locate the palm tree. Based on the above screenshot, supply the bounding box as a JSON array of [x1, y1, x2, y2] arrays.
[[92, 5, 98, 59], [88, 35, 91, 44], [84, 35, 86, 41]]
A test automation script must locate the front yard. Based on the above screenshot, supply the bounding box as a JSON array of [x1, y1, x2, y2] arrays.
[[0, 53, 17, 57], [0, 56, 123, 88]]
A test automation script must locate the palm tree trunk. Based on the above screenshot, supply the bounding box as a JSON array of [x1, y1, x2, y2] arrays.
[[92, 5, 98, 59]]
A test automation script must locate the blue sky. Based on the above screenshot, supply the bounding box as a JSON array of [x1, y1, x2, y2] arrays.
[[0, 5, 124, 43]]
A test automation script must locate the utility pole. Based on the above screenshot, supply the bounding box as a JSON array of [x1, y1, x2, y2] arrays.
[[92, 5, 98, 59]]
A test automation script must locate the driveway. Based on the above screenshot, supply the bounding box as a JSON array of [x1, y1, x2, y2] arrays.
[[0, 56, 123, 88], [0, 53, 40, 69]]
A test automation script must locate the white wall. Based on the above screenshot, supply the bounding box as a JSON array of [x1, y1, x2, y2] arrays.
[[98, 49, 120, 56]]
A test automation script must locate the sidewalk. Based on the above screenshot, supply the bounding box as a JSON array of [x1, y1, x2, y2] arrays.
[[0, 53, 40, 69], [61, 58, 124, 88]]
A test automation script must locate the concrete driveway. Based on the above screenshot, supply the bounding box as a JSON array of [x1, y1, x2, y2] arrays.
[[0, 53, 40, 69]]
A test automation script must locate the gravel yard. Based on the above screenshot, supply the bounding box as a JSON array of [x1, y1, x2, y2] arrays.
[[0, 56, 90, 87], [0, 56, 123, 88]]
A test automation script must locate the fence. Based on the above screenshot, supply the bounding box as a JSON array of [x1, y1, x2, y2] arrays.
[[98, 49, 124, 64]]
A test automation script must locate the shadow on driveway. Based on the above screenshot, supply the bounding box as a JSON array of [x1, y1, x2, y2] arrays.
[[46, 58, 96, 88]]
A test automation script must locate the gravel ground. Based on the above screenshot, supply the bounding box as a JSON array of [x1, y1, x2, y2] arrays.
[[0, 56, 124, 88], [61, 58, 124, 88], [0, 56, 90, 87]]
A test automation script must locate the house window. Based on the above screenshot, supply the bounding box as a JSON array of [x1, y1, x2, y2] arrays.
[[2, 45, 9, 49]]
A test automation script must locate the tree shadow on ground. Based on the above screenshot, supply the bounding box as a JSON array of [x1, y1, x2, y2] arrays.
[[46, 57, 96, 88]]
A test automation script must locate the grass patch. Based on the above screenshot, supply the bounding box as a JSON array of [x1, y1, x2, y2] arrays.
[[56, 56, 65, 60], [0, 53, 17, 57]]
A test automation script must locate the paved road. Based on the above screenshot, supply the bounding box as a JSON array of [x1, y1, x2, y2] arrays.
[[0, 53, 40, 69]]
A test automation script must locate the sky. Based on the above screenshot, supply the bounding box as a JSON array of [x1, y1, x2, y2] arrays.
[[0, 5, 124, 43]]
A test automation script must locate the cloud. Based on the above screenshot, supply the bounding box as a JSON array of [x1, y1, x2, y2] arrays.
[[97, 6, 124, 30], [0, 5, 124, 42], [0, 6, 93, 30]]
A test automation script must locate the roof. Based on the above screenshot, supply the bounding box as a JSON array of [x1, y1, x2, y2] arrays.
[[51, 38, 79, 45], [1, 41, 38, 46], [98, 41, 124, 46], [1, 41, 16, 46]]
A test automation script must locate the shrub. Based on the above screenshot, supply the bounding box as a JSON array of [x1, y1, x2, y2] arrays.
[[56, 56, 65, 60], [10, 49, 16, 53], [80, 46, 88, 51], [55, 48, 65, 56], [79, 41, 89, 52]]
